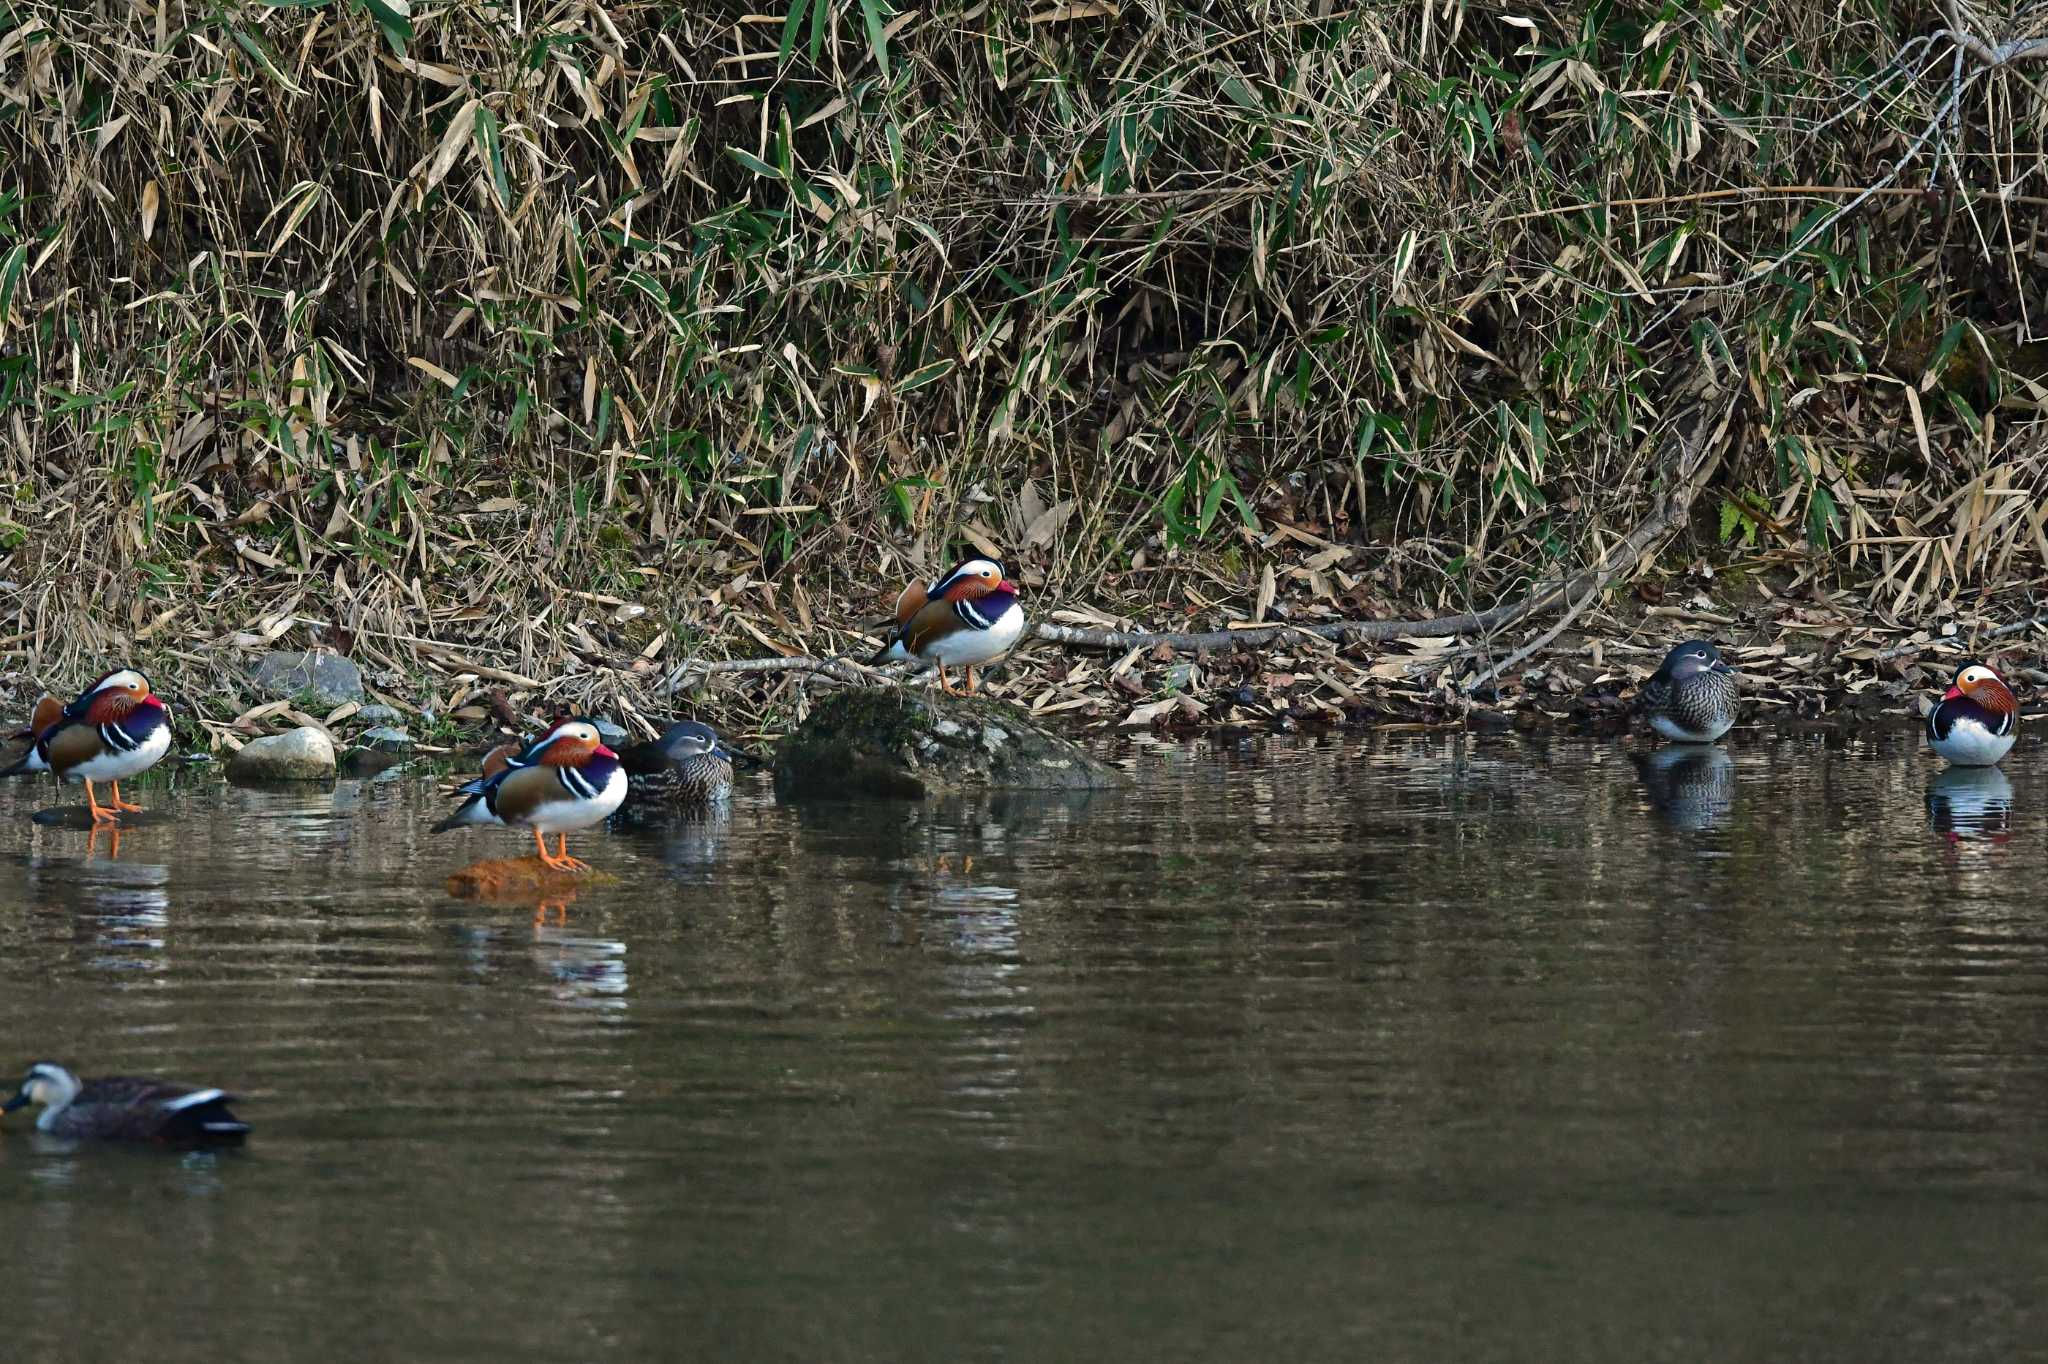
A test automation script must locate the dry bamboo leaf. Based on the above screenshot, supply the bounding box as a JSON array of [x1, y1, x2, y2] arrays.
[[408, 357, 459, 389], [1902, 385, 1930, 462], [140, 180, 159, 241], [1023, 498, 1076, 549], [423, 99, 480, 194]]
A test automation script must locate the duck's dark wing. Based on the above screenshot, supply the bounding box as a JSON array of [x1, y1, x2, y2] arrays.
[[1928, 696, 2013, 742], [71, 1076, 249, 1144]]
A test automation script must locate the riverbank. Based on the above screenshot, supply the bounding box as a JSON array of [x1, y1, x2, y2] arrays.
[[3, 548, 2040, 761]]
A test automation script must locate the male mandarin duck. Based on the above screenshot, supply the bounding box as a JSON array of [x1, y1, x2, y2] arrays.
[[1925, 658, 2018, 767], [433, 717, 625, 871], [1, 1061, 249, 1145], [457, 714, 575, 797], [1636, 640, 1737, 743], [1, 669, 171, 824], [868, 556, 1026, 694], [619, 719, 735, 810]]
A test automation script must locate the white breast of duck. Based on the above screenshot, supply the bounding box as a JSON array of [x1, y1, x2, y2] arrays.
[[926, 591, 1025, 667], [526, 762, 628, 831], [70, 719, 171, 782]]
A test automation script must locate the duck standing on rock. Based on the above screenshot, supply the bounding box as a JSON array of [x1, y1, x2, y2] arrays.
[[620, 720, 736, 810], [1925, 659, 2018, 767], [869, 557, 1026, 695], [1, 669, 172, 824], [434, 718, 626, 872], [1636, 640, 1738, 743], [1, 1061, 249, 1145]]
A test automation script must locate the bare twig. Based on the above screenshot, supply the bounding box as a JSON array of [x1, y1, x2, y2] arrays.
[[659, 654, 885, 691]]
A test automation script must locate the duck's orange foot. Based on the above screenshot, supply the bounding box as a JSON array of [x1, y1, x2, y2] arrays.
[[110, 799, 145, 813]]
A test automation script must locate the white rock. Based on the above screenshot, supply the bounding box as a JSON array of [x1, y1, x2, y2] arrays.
[[226, 726, 338, 782]]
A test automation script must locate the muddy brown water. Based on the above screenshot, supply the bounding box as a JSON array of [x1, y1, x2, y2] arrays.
[[0, 729, 2043, 1361]]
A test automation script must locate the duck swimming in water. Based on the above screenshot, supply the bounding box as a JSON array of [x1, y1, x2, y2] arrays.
[[1, 1061, 249, 1145], [619, 719, 736, 810]]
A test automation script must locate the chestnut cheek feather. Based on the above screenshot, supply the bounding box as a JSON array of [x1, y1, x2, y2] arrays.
[[1973, 679, 2018, 715]]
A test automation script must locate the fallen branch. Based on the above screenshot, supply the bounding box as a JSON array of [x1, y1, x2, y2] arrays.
[[659, 653, 885, 691], [1461, 581, 1604, 695]]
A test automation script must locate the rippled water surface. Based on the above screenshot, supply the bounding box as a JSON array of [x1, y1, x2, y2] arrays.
[[3, 728, 2047, 1361]]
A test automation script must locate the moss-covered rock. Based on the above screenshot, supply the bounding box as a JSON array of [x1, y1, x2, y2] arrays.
[[774, 689, 1126, 800]]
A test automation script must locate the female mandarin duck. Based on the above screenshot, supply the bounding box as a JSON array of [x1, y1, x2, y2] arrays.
[[1, 669, 171, 824], [869, 557, 1025, 694], [620, 720, 735, 810], [1925, 659, 2018, 767], [1636, 640, 1738, 743], [2, 1061, 249, 1145], [434, 718, 625, 871]]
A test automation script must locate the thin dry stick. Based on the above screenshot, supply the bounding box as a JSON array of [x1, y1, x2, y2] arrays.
[[1497, 184, 2048, 225], [1462, 582, 1605, 694], [660, 654, 886, 690]]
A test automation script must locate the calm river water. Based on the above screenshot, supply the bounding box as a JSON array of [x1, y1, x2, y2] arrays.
[[0, 728, 2044, 1361]]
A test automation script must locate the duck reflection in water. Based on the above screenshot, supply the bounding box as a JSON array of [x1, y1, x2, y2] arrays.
[[1926, 765, 2014, 846], [1631, 744, 1735, 832], [531, 916, 630, 1011]]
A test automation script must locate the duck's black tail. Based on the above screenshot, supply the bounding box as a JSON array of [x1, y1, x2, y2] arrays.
[[165, 1094, 251, 1145], [432, 793, 490, 833]]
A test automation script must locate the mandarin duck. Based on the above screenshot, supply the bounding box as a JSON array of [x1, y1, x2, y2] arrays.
[[1636, 640, 1737, 743], [619, 719, 735, 810], [1925, 659, 2018, 767], [1, 1061, 249, 1145], [868, 557, 1025, 694], [456, 715, 575, 797], [433, 718, 626, 871], [2, 669, 172, 824]]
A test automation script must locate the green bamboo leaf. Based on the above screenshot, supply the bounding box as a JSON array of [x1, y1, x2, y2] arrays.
[[355, 0, 413, 51], [728, 147, 784, 180], [778, 0, 805, 62], [473, 106, 510, 208], [0, 242, 28, 336], [894, 359, 955, 394], [859, 0, 891, 77]]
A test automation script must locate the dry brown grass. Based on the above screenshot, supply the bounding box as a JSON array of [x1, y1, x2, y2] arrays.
[[3, 1, 2048, 733]]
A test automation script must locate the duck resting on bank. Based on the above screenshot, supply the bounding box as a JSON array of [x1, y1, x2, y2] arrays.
[[868, 557, 1025, 695], [1, 1061, 249, 1145], [434, 718, 626, 871], [1, 669, 172, 823], [1925, 658, 2018, 768], [1635, 640, 1738, 743]]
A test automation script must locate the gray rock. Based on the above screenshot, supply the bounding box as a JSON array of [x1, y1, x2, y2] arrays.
[[359, 726, 413, 752], [355, 704, 403, 724], [593, 717, 629, 744], [775, 690, 1126, 800], [251, 651, 364, 709], [226, 726, 337, 783]]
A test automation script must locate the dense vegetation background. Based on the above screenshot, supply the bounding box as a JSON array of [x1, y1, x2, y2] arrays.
[[3, 0, 2046, 714]]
